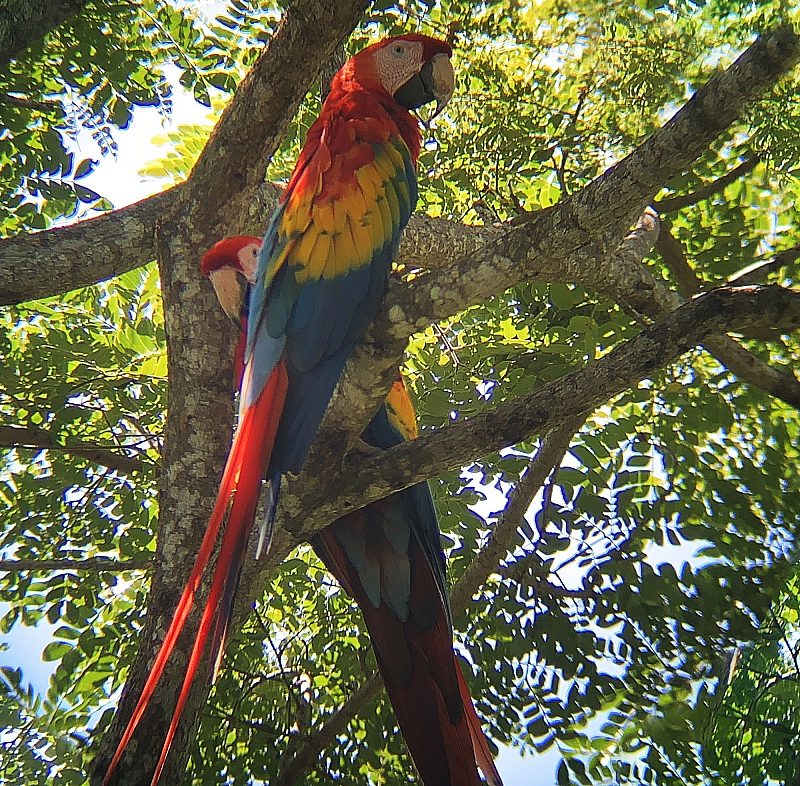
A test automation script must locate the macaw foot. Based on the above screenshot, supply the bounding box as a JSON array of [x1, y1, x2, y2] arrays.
[[342, 435, 381, 468]]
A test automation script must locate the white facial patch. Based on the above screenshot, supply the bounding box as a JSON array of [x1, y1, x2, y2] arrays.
[[375, 39, 425, 96], [237, 242, 261, 284]]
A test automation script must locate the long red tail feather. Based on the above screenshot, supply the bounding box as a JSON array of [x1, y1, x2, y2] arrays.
[[370, 608, 489, 786], [457, 663, 503, 786], [103, 361, 288, 786]]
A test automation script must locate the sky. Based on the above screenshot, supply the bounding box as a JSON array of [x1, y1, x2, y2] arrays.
[[0, 69, 550, 786]]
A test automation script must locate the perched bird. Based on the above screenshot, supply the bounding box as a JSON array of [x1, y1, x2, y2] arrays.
[[103, 34, 455, 786], [200, 234, 503, 786]]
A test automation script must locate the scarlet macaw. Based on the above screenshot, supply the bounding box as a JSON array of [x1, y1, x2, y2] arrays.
[[103, 35, 456, 786], [200, 235, 503, 786]]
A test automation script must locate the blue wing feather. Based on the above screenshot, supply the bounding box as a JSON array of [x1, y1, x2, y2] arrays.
[[243, 106, 418, 476]]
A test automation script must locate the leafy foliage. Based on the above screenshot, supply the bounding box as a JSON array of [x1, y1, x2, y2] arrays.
[[704, 570, 800, 784], [1, 1, 800, 785], [0, 0, 280, 233]]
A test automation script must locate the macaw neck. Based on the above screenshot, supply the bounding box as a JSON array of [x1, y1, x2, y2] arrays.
[[326, 74, 422, 164]]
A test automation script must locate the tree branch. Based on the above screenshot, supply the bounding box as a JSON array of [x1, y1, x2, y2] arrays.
[[656, 222, 800, 403], [274, 673, 383, 786], [0, 556, 151, 572], [283, 285, 800, 540], [655, 220, 704, 299], [728, 244, 800, 285], [323, 26, 800, 431], [652, 158, 759, 213], [0, 186, 180, 305], [2, 27, 796, 319], [0, 91, 60, 111], [0, 423, 149, 474], [450, 416, 584, 614]]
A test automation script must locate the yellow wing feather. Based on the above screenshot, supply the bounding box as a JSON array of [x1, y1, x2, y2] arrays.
[[274, 129, 411, 289], [375, 192, 393, 247], [347, 215, 372, 268], [384, 183, 401, 229]]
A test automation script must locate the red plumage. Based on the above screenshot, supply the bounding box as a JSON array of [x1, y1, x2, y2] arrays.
[[203, 236, 504, 786], [103, 33, 457, 786], [102, 362, 287, 785]]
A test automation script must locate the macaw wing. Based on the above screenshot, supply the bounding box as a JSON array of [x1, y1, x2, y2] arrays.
[[241, 110, 418, 474], [383, 382, 452, 623], [243, 113, 416, 399]]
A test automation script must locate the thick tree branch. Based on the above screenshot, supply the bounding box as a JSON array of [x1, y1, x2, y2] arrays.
[[2, 28, 796, 317], [656, 223, 800, 403], [0, 556, 151, 572], [223, 286, 800, 645], [283, 285, 800, 539], [0, 424, 149, 474], [0, 186, 180, 305], [702, 333, 800, 405], [384, 27, 800, 339]]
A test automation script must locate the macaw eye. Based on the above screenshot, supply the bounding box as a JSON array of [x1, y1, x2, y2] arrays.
[[392, 44, 405, 57], [251, 248, 258, 256]]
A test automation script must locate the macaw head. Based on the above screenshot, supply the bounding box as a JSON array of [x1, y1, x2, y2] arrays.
[[340, 34, 455, 117], [200, 235, 261, 327]]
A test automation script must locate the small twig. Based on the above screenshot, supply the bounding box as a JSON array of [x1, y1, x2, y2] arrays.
[[767, 606, 800, 677], [0, 92, 61, 112], [653, 158, 759, 213], [273, 673, 382, 786], [728, 244, 800, 285], [432, 323, 460, 367], [0, 557, 152, 572], [0, 424, 149, 474], [554, 86, 589, 197]]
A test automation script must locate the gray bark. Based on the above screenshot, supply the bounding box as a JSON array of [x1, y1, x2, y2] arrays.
[[91, 2, 370, 784]]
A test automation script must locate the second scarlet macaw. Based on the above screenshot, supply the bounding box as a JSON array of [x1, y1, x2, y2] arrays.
[[201, 234, 502, 786], [104, 34, 456, 786]]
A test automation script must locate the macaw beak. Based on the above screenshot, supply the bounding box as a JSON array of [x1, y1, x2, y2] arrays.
[[208, 267, 246, 332], [394, 52, 455, 117]]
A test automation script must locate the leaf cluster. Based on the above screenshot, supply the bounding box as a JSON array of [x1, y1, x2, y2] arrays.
[[2, 1, 800, 785]]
